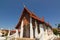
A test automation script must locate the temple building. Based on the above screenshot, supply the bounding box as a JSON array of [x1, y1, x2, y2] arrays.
[[15, 7, 52, 38]]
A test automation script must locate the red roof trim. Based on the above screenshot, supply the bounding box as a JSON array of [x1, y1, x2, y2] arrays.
[[15, 7, 52, 28]]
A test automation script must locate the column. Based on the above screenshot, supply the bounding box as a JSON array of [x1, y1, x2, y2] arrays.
[[7, 30, 10, 40], [39, 24, 43, 31], [30, 17, 33, 39], [15, 29, 19, 38], [8, 30, 10, 36], [15, 29, 19, 40], [20, 20, 24, 38], [39, 24, 44, 40], [35, 21, 38, 38], [44, 29, 48, 40]]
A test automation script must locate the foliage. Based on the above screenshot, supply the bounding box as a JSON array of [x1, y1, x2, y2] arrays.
[[58, 24, 60, 29], [53, 28, 58, 35]]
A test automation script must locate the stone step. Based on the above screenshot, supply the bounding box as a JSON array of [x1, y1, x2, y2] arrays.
[[11, 38, 35, 40]]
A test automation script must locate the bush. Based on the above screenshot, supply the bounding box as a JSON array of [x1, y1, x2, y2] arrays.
[[53, 28, 58, 35]]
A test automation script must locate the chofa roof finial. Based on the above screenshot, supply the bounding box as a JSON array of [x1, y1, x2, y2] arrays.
[[41, 16, 44, 22]]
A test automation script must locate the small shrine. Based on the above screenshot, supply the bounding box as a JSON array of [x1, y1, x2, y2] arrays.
[[15, 7, 52, 39]]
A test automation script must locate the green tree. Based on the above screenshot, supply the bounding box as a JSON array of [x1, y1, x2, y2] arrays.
[[53, 28, 58, 35], [58, 24, 60, 29]]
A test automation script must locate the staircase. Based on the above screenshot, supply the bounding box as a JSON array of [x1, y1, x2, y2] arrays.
[[11, 38, 35, 40]]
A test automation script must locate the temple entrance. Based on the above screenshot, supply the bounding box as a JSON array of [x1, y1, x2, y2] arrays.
[[23, 24, 30, 38]]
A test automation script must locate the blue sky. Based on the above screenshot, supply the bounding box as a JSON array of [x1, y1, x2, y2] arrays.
[[0, 0, 60, 30]]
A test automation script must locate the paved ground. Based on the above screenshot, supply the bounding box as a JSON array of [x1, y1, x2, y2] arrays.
[[53, 38, 60, 40]]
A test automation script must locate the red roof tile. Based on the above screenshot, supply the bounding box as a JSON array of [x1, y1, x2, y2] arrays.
[[23, 7, 44, 22], [15, 7, 52, 28], [10, 29, 20, 33]]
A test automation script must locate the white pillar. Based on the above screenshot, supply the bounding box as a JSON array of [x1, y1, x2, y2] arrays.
[[35, 21, 38, 38], [15, 29, 19, 38], [44, 29, 48, 40], [39, 24, 44, 40], [8, 30, 10, 36], [20, 20, 23, 38], [7, 30, 10, 40], [15, 29, 19, 40], [30, 17, 33, 39], [39, 24, 43, 31]]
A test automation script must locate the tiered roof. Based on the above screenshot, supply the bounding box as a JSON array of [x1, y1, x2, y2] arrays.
[[15, 7, 52, 28]]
